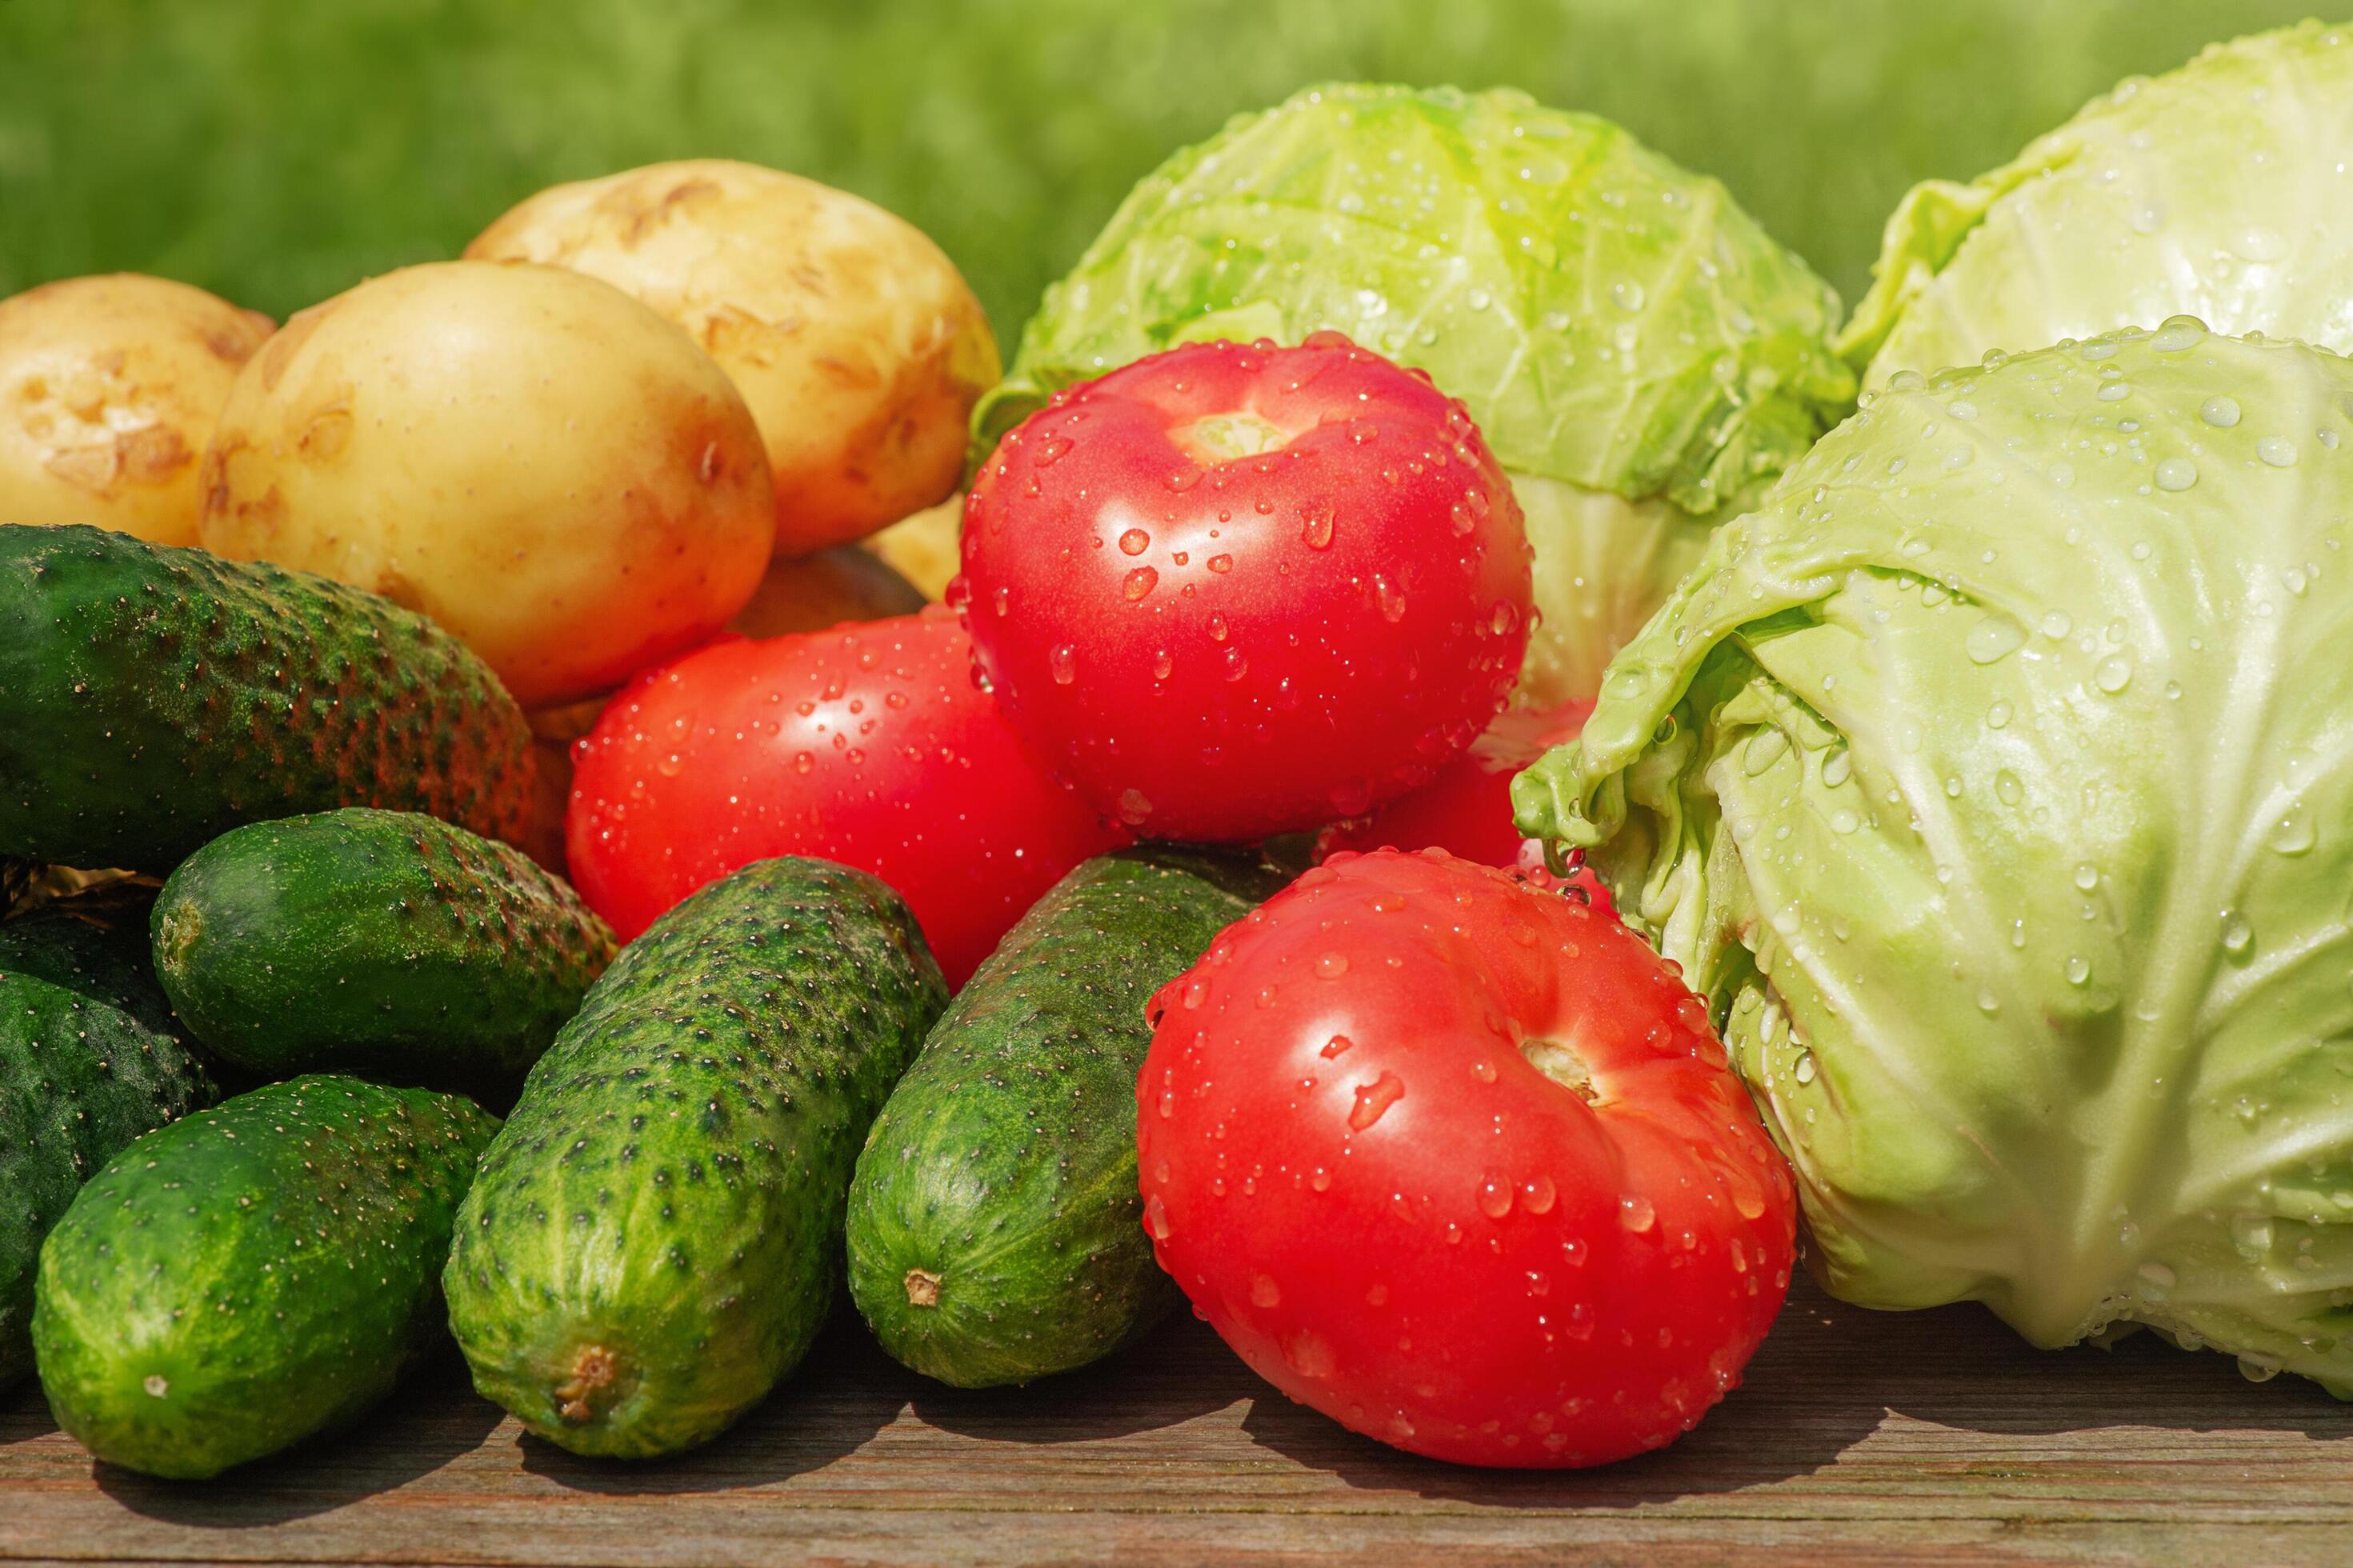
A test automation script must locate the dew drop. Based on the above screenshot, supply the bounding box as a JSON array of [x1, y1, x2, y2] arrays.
[[1349, 1072, 1405, 1130], [1478, 1178, 1514, 1220], [1964, 613, 2026, 664], [2270, 802, 2315, 854]]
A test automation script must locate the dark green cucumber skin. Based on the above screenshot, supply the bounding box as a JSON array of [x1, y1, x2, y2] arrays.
[[153, 809, 616, 1098], [31, 1075, 497, 1480], [0, 524, 534, 874], [1, 888, 179, 1042], [445, 857, 947, 1459], [0, 974, 213, 1386], [846, 848, 1284, 1387]]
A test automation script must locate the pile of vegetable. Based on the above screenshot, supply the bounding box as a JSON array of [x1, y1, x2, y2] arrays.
[[6, 17, 2353, 1482]]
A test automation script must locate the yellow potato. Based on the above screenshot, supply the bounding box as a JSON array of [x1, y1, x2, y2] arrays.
[[467, 160, 999, 555], [200, 260, 774, 708], [0, 274, 272, 545], [856, 494, 962, 601]]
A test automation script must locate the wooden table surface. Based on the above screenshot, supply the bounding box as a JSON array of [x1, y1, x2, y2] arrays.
[[2, 1273, 2348, 1566]]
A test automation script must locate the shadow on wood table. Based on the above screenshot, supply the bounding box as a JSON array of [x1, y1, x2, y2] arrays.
[[78, 1349, 504, 1529], [7, 1272, 2353, 1564]]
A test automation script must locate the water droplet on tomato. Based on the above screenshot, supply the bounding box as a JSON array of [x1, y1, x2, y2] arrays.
[[1251, 1274, 1283, 1308], [1619, 1194, 1656, 1233], [792, 751, 815, 774], [1303, 507, 1335, 550], [1490, 601, 1521, 636], [1322, 1034, 1354, 1058], [1375, 578, 1408, 622], [1117, 787, 1154, 826], [991, 586, 1010, 618], [1207, 613, 1230, 643], [1207, 553, 1234, 574], [1123, 566, 1159, 602], [1118, 527, 1151, 556], [1143, 1193, 1170, 1238], [1315, 952, 1350, 979], [1478, 1178, 1514, 1219], [1222, 647, 1249, 682], [1349, 1072, 1405, 1130], [1048, 644, 1077, 684], [1035, 435, 1073, 466]]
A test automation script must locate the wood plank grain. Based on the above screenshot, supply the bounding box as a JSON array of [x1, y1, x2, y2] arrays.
[[3, 1275, 2349, 1565]]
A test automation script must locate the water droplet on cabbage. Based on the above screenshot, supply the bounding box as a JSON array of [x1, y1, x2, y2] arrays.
[[2259, 436, 2299, 468], [1964, 613, 2027, 664], [2065, 954, 2092, 986], [2268, 802, 2315, 854], [2220, 908, 2254, 955], [2094, 654, 2135, 693], [2154, 457, 2199, 491], [2199, 395, 2243, 428]]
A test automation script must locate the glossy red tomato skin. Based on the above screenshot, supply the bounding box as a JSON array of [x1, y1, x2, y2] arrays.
[[959, 335, 1532, 843], [1315, 701, 1611, 914], [566, 607, 1125, 986], [1138, 850, 1795, 1469]]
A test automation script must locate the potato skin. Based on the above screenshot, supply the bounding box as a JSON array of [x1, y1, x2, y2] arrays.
[[0, 274, 272, 546], [467, 160, 999, 555], [198, 261, 774, 708]]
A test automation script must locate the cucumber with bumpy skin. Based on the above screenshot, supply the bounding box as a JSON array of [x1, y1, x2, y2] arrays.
[[445, 857, 946, 1458], [846, 847, 1283, 1387], [32, 1075, 494, 1478], [0, 973, 212, 1386], [153, 809, 615, 1096], [0, 524, 534, 874]]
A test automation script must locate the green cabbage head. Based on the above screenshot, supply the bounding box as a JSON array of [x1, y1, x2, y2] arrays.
[[1517, 322, 2353, 1392], [978, 83, 1855, 704], [1844, 20, 2353, 390]]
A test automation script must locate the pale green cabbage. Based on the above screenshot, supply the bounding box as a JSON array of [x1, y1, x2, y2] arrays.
[[1518, 322, 2353, 1391], [977, 83, 1855, 704], [1844, 21, 2353, 389]]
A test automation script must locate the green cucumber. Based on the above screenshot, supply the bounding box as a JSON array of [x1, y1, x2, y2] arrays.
[[846, 847, 1283, 1387], [1, 886, 180, 1042], [0, 524, 534, 874], [33, 1074, 495, 1478], [152, 809, 616, 1096], [445, 857, 946, 1458], [0, 974, 213, 1386]]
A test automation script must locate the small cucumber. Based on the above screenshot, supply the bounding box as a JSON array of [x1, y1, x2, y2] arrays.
[[0, 974, 214, 1386], [846, 847, 1283, 1387], [153, 809, 616, 1096], [32, 1074, 497, 1479], [0, 524, 534, 874], [445, 857, 946, 1458]]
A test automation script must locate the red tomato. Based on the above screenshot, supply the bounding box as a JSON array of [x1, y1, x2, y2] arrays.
[[959, 334, 1531, 842], [1315, 701, 1611, 913], [1138, 850, 1795, 1469], [566, 607, 1125, 986]]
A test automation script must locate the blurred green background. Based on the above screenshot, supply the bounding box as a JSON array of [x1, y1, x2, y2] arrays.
[[0, 0, 2327, 348]]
